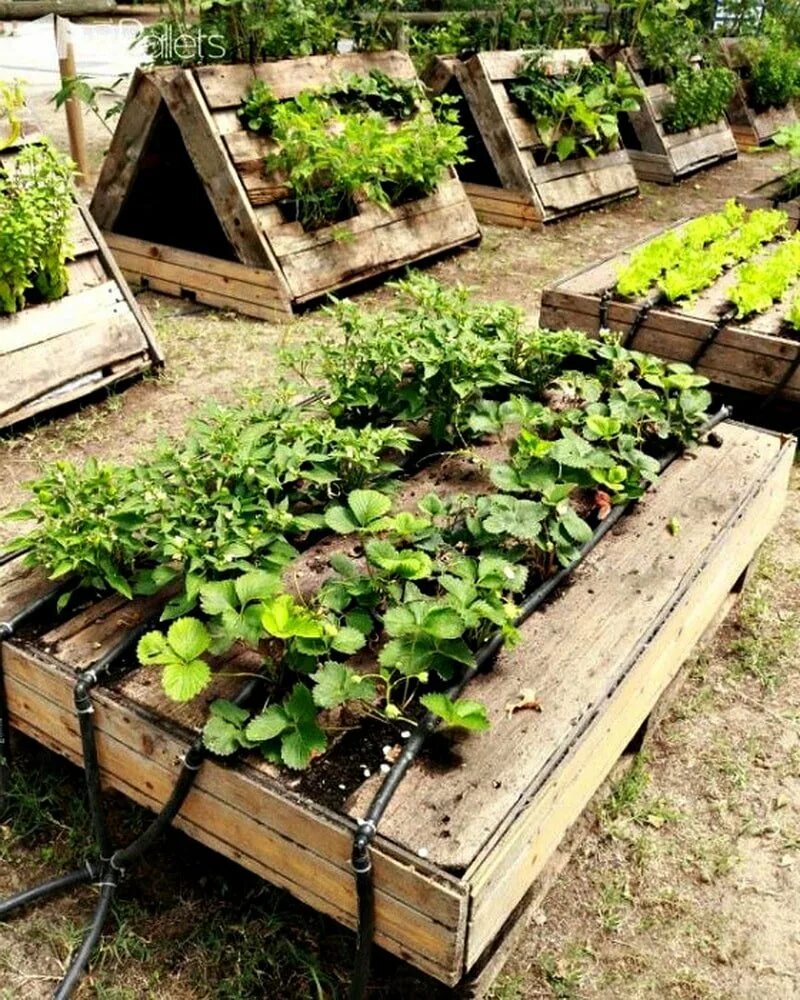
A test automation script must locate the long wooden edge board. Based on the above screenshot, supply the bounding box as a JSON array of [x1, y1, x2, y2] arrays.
[[0, 424, 793, 985], [347, 423, 794, 972]]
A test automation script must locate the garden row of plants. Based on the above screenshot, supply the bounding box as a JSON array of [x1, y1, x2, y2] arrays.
[[7, 277, 712, 769], [239, 70, 467, 229], [0, 82, 74, 316], [616, 199, 800, 328]]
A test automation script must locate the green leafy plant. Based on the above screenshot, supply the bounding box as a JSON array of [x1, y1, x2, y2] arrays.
[[744, 27, 800, 111], [256, 88, 467, 230], [0, 136, 74, 315], [0, 80, 24, 150], [509, 54, 641, 163], [663, 65, 736, 133], [773, 123, 800, 198], [727, 232, 800, 317], [420, 692, 490, 731], [137, 618, 213, 702]]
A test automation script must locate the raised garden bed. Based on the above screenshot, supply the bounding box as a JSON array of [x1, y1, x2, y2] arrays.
[[90, 52, 480, 318], [721, 37, 799, 149], [600, 47, 737, 184], [1, 134, 161, 430], [0, 421, 791, 986], [425, 49, 639, 227], [540, 206, 800, 404]]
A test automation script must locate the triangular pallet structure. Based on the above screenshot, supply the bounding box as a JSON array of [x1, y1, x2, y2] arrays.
[[425, 49, 639, 228], [601, 47, 737, 183], [90, 52, 481, 318], [721, 37, 799, 148], [1, 124, 162, 431]]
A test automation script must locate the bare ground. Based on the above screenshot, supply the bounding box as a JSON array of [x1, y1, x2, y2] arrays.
[[0, 96, 798, 999]]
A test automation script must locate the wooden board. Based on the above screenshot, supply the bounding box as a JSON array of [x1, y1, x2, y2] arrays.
[[92, 55, 480, 314], [599, 47, 737, 184], [425, 51, 639, 225], [0, 422, 792, 986], [0, 179, 161, 429], [462, 183, 541, 229], [721, 37, 799, 149], [539, 217, 800, 403]]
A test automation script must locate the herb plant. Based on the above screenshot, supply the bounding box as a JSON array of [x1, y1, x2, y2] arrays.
[[0, 136, 74, 315], [509, 55, 641, 163], [662, 66, 736, 134], [743, 27, 800, 111]]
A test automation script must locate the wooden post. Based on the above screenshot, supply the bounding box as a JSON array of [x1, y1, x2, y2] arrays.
[[54, 15, 90, 186]]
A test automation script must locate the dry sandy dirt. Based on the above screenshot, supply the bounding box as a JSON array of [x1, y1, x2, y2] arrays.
[[0, 91, 798, 1000]]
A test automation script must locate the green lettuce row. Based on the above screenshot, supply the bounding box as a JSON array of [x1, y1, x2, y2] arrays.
[[727, 232, 800, 318]]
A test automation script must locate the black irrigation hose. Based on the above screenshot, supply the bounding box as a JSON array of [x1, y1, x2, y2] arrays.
[[0, 582, 73, 805], [52, 674, 265, 999], [690, 308, 736, 368], [597, 286, 614, 331], [0, 865, 101, 920], [348, 406, 732, 1000], [623, 296, 658, 349]]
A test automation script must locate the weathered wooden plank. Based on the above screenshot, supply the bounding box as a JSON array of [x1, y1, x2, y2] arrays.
[[154, 68, 283, 280], [464, 429, 793, 967], [462, 183, 541, 229], [274, 182, 480, 302], [89, 70, 163, 231], [104, 234, 285, 309], [4, 300, 150, 417], [0, 281, 122, 357], [532, 152, 638, 216], [195, 51, 417, 110], [479, 48, 589, 82], [347, 426, 791, 874]]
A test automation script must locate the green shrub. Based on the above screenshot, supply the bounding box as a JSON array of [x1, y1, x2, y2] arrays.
[[748, 40, 800, 111], [0, 120, 74, 315], [663, 65, 737, 133], [241, 79, 468, 231], [509, 55, 641, 163]]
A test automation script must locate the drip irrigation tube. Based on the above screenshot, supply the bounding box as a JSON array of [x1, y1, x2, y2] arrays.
[[690, 308, 736, 368], [0, 582, 73, 805], [348, 406, 732, 999], [623, 297, 658, 348], [598, 287, 614, 331]]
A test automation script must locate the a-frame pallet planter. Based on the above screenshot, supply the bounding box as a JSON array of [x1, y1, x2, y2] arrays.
[[600, 47, 737, 184], [425, 49, 639, 228], [721, 38, 799, 149], [90, 52, 481, 319], [2, 131, 161, 431]]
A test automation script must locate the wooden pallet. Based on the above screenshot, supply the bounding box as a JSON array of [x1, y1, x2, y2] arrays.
[[1, 136, 161, 430], [540, 217, 800, 403], [599, 47, 737, 184], [425, 50, 639, 226], [0, 421, 792, 986], [721, 37, 799, 149], [89, 53, 481, 318]]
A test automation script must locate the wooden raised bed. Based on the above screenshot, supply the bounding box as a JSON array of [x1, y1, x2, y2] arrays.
[[0, 421, 792, 987], [600, 47, 737, 183], [1, 129, 161, 430], [90, 52, 480, 319], [540, 218, 800, 404], [425, 49, 639, 227], [721, 37, 799, 149]]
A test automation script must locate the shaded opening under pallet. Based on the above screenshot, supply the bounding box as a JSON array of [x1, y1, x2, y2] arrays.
[[600, 46, 737, 184], [1, 130, 161, 430], [0, 422, 791, 986], [425, 49, 639, 228], [90, 52, 481, 319], [540, 216, 800, 404]]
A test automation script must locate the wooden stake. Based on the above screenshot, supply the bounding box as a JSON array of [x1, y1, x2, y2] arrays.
[[54, 15, 90, 186]]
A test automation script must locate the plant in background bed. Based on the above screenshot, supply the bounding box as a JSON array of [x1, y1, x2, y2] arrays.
[[741, 17, 800, 112], [773, 123, 800, 199], [0, 87, 74, 315], [240, 76, 468, 230], [662, 65, 736, 134], [508, 54, 641, 163]]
